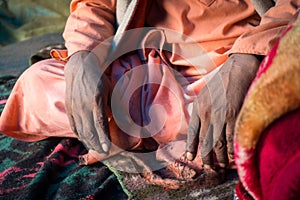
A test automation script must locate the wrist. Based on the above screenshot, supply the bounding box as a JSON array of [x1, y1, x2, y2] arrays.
[[253, 54, 265, 62]]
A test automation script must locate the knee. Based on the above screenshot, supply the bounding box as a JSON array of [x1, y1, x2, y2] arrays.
[[19, 58, 65, 82]]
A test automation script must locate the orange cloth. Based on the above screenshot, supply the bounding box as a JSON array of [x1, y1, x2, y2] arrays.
[[0, 59, 75, 141], [63, 0, 298, 57], [0, 0, 299, 146]]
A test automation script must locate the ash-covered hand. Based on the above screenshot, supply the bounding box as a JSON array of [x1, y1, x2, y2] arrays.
[[64, 51, 111, 163], [186, 53, 262, 169]]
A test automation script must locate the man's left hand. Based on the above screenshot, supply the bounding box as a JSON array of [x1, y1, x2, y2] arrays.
[[186, 53, 262, 169]]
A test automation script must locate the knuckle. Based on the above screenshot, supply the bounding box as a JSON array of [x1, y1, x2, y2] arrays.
[[199, 136, 205, 144], [200, 137, 212, 148], [227, 140, 234, 151], [226, 107, 238, 120], [226, 133, 234, 143], [199, 107, 211, 121], [214, 140, 226, 150]]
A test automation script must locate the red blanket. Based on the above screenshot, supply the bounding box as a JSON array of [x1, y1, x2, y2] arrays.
[[235, 11, 300, 200]]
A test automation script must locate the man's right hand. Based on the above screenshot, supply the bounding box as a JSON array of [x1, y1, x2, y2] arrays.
[[64, 51, 111, 161]]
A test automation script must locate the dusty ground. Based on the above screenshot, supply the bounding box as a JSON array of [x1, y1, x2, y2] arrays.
[[0, 33, 64, 76]]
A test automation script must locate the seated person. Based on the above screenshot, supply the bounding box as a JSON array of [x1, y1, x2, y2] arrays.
[[0, 0, 298, 178]]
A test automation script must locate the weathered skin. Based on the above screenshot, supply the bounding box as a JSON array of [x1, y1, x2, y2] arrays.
[[186, 54, 261, 168]]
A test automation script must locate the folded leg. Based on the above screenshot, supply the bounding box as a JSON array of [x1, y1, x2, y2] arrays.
[[0, 59, 76, 141]]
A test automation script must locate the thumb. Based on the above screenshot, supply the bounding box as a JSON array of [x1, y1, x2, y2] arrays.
[[186, 104, 201, 160]]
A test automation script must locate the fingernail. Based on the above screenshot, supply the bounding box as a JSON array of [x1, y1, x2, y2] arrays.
[[102, 143, 109, 152], [219, 163, 226, 168], [79, 155, 88, 165], [186, 152, 194, 161], [203, 164, 212, 170]]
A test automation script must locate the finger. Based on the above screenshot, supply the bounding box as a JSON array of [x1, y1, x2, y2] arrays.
[[200, 122, 214, 168], [93, 104, 110, 153], [213, 125, 228, 168], [72, 110, 94, 150], [186, 105, 200, 161], [64, 82, 76, 132], [225, 120, 235, 159], [73, 108, 104, 154], [94, 77, 111, 153], [64, 72, 78, 135], [83, 114, 105, 154]]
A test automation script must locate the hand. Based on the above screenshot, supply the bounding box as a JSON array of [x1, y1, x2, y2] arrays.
[[64, 51, 111, 161], [186, 53, 262, 169]]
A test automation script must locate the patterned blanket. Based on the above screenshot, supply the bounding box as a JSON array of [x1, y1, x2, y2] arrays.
[[0, 76, 127, 199]]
